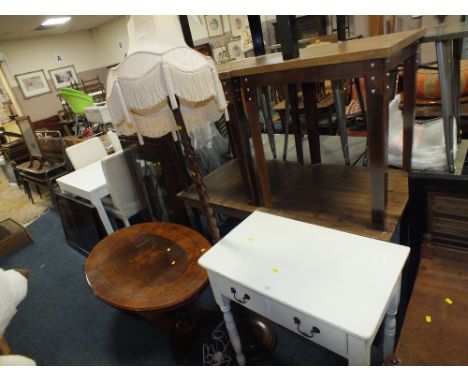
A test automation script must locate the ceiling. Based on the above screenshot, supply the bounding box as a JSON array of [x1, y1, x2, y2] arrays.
[[0, 15, 119, 41]]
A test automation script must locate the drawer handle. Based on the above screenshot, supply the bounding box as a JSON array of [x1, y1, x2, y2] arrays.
[[293, 317, 320, 338], [230, 287, 250, 304]]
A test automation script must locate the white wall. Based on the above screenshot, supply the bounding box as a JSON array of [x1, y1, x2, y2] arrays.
[[0, 18, 129, 120], [0, 30, 101, 86], [92, 16, 128, 68]]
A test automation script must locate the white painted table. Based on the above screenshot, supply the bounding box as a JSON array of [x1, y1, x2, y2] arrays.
[[56, 161, 113, 235], [198, 211, 410, 365]]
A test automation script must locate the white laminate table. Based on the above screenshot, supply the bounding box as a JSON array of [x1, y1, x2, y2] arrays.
[[198, 211, 410, 365], [56, 161, 113, 235]]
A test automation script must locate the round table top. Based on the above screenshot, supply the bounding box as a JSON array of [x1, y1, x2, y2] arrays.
[[85, 222, 211, 312]]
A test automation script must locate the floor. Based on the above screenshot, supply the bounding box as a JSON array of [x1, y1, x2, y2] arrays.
[[0, 170, 52, 226]]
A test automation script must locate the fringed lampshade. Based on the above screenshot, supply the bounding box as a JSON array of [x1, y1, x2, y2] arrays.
[[106, 15, 228, 143]]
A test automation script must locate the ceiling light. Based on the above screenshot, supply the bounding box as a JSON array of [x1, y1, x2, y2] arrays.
[[41, 17, 71, 26]]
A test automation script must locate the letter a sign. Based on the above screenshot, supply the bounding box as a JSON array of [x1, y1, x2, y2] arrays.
[[54, 52, 64, 63]]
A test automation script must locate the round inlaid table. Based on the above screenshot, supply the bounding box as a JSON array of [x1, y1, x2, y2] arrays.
[[85, 222, 216, 363]]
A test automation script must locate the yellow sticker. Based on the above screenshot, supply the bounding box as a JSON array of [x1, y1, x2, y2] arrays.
[[272, 268, 279, 273], [171, 260, 176, 265], [200, 248, 206, 252], [425, 315, 432, 323], [176, 125, 182, 131], [247, 236, 253, 242], [445, 298, 453, 305], [166, 248, 171, 252]]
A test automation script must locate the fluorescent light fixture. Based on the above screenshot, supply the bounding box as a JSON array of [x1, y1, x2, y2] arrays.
[[41, 17, 71, 26]]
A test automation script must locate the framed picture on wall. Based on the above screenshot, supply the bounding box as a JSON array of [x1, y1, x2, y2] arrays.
[[205, 16, 224, 37], [212, 46, 227, 64], [228, 40, 244, 60], [49, 65, 79, 90], [229, 15, 249, 37], [14, 69, 51, 99]]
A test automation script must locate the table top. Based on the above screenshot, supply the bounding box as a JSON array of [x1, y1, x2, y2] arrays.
[[395, 257, 468, 365], [217, 29, 425, 79], [421, 21, 468, 42], [198, 211, 409, 339], [85, 222, 211, 311], [56, 160, 106, 195]]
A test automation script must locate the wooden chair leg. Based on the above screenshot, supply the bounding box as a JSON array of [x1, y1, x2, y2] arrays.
[[35, 184, 42, 199], [0, 337, 11, 355], [23, 179, 34, 204]]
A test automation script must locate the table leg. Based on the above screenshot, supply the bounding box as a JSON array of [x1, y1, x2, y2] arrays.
[[283, 86, 291, 161], [258, 86, 277, 159], [365, 62, 389, 230], [436, 40, 455, 173], [347, 336, 371, 366], [302, 82, 321, 165], [241, 77, 272, 207], [140, 304, 221, 365], [383, 277, 401, 359], [287, 84, 304, 164], [223, 78, 259, 205], [453, 38, 462, 145], [331, 79, 350, 165], [90, 195, 114, 235], [402, 53, 417, 172], [219, 295, 246, 366]]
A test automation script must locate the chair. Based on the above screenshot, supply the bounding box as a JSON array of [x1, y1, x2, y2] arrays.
[[65, 136, 107, 170], [15, 116, 69, 203], [106, 130, 123, 153], [81, 76, 106, 103], [101, 149, 143, 227], [0, 268, 36, 366], [59, 88, 94, 137]]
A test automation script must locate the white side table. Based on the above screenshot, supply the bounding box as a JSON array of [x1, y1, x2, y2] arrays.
[[56, 161, 113, 235], [198, 211, 409, 365]]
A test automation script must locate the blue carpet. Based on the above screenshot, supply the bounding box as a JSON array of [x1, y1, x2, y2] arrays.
[[1, 209, 385, 366]]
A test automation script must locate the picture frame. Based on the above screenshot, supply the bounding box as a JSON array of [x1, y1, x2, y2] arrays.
[[212, 46, 228, 64], [14, 70, 51, 99], [229, 15, 249, 37], [228, 40, 244, 60], [205, 16, 224, 37], [241, 29, 254, 52], [49, 65, 79, 90], [16, 116, 42, 159], [193, 43, 212, 57]]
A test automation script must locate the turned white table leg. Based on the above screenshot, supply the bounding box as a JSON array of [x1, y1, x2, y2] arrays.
[[219, 295, 246, 366], [348, 336, 371, 366], [383, 277, 401, 358]]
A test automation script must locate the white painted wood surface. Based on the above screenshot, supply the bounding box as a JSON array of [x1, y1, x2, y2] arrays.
[[56, 160, 113, 234], [199, 210, 410, 365]]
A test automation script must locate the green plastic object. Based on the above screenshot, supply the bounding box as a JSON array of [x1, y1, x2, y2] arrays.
[[59, 88, 93, 116]]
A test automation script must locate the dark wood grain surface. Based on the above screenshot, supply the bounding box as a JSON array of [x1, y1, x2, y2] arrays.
[[85, 222, 211, 312], [395, 257, 468, 365], [217, 29, 425, 79], [178, 159, 408, 242]]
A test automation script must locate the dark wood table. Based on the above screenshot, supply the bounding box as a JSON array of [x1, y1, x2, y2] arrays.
[[179, 159, 409, 242], [218, 29, 425, 230], [85, 222, 215, 363], [394, 257, 468, 365], [421, 22, 468, 173]]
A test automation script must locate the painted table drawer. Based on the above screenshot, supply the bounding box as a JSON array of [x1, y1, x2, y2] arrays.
[[209, 273, 270, 319], [269, 300, 348, 358]]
